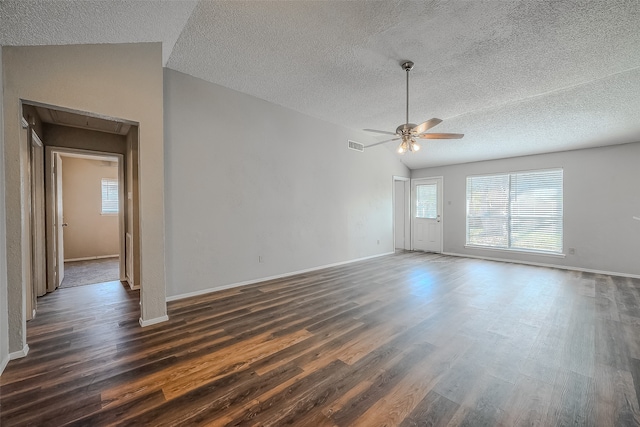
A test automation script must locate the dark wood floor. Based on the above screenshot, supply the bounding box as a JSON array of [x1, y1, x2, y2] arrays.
[[2, 251, 640, 426]]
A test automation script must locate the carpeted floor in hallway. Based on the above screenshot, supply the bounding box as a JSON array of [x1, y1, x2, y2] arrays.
[[60, 257, 120, 288]]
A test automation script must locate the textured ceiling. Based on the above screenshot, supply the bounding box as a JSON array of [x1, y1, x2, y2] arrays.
[[0, 0, 198, 64], [2, 0, 639, 169]]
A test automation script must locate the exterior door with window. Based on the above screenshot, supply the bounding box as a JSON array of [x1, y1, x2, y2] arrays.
[[412, 177, 443, 252]]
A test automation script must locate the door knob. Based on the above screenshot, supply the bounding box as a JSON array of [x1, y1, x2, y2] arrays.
[[62, 223, 68, 227]]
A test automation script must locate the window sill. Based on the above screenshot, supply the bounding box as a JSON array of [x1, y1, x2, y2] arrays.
[[464, 245, 566, 258], [101, 212, 119, 216]]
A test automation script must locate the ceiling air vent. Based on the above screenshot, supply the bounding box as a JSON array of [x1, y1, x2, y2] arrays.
[[348, 140, 364, 152]]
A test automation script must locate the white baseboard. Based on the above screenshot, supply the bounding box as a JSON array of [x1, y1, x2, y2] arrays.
[[139, 315, 169, 327], [0, 354, 8, 376], [166, 251, 395, 302], [442, 252, 640, 279], [65, 254, 119, 262], [9, 344, 30, 360]]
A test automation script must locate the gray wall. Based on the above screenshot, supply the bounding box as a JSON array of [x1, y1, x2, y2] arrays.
[[0, 45, 9, 374], [164, 69, 410, 298], [412, 142, 640, 276]]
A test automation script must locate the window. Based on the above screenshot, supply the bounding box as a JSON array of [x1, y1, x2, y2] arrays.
[[416, 183, 437, 219], [101, 178, 119, 214], [466, 169, 563, 253]]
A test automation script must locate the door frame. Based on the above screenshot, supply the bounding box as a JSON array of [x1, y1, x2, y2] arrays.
[[392, 176, 411, 250], [411, 176, 444, 253], [45, 147, 126, 291], [29, 128, 46, 301]]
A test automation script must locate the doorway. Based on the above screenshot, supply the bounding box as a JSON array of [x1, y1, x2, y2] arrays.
[[22, 100, 141, 321], [393, 176, 411, 251], [53, 151, 124, 288], [412, 176, 443, 253]]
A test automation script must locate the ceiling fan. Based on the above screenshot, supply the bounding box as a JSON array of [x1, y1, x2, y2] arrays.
[[364, 61, 463, 154]]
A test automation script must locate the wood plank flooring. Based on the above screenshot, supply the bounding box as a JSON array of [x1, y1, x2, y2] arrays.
[[2, 251, 640, 426]]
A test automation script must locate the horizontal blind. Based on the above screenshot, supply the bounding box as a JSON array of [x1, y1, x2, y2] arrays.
[[466, 174, 509, 248], [101, 178, 119, 214], [466, 169, 563, 253], [510, 169, 563, 252]]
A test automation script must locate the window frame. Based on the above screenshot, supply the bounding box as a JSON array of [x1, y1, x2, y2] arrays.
[[465, 168, 563, 255]]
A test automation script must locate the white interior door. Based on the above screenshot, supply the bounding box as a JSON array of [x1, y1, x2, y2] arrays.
[[54, 154, 65, 286], [22, 125, 34, 320], [393, 177, 411, 250], [30, 130, 46, 298], [394, 180, 405, 249], [412, 177, 443, 253]]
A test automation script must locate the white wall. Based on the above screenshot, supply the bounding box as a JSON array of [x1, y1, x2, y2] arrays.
[[61, 157, 119, 260], [412, 142, 640, 276], [2, 43, 167, 354], [0, 45, 10, 374], [164, 69, 409, 298]]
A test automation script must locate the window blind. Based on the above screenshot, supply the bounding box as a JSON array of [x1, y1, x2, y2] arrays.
[[466, 169, 563, 253], [101, 178, 119, 214]]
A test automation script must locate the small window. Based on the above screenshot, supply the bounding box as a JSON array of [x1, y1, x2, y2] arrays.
[[416, 184, 438, 219], [101, 178, 119, 214]]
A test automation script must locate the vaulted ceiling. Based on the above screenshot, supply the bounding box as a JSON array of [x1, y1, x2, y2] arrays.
[[2, 1, 639, 169]]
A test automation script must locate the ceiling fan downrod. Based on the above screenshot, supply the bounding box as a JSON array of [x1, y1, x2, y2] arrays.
[[403, 61, 414, 128]]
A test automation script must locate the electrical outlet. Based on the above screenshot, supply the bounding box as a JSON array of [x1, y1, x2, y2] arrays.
[[377, 240, 380, 245], [258, 256, 263, 263], [568, 248, 575, 255]]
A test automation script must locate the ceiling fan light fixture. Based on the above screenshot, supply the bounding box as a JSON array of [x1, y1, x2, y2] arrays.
[[397, 140, 407, 154], [411, 140, 421, 151]]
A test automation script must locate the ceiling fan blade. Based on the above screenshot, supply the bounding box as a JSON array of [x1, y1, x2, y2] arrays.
[[416, 133, 464, 139], [363, 129, 398, 136], [365, 137, 401, 148], [411, 118, 442, 135]]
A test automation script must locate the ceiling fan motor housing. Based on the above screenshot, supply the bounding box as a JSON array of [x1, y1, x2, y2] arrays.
[[396, 123, 417, 135]]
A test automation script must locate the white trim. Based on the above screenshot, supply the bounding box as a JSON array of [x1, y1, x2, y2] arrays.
[[166, 251, 395, 302], [57, 151, 119, 162], [31, 129, 43, 147], [64, 254, 119, 262], [139, 315, 169, 327], [127, 280, 140, 291], [443, 252, 640, 279], [9, 344, 30, 360], [0, 355, 9, 375]]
